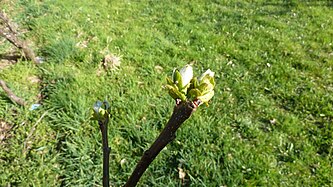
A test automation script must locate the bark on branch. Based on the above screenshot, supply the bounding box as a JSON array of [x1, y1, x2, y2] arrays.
[[99, 118, 110, 187], [0, 79, 26, 106], [124, 101, 197, 187]]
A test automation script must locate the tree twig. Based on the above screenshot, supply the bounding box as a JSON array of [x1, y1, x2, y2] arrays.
[[92, 100, 111, 187], [0, 79, 26, 106], [99, 116, 110, 187], [0, 11, 40, 64], [124, 101, 198, 187]]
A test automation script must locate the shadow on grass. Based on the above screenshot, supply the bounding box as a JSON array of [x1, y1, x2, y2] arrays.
[[0, 53, 21, 69], [263, 1, 333, 8], [164, 150, 192, 187], [258, 1, 333, 16], [0, 53, 22, 61]]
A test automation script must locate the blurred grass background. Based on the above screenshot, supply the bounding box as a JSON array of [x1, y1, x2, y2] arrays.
[[0, 0, 332, 186]]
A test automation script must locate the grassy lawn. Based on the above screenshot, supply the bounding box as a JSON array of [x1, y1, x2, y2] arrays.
[[1, 0, 332, 186]]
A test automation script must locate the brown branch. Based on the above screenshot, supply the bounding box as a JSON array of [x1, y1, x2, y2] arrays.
[[124, 101, 197, 187], [0, 11, 18, 35], [0, 11, 40, 64], [99, 118, 110, 187], [0, 79, 26, 106]]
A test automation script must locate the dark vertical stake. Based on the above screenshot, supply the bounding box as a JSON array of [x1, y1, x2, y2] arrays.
[[99, 118, 110, 187]]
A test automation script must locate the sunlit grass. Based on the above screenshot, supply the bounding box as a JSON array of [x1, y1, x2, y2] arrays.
[[1, 0, 332, 186]]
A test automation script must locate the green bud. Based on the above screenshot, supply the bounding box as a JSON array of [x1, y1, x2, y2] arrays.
[[188, 69, 215, 105], [197, 90, 214, 104], [166, 65, 215, 105], [173, 69, 183, 89], [166, 77, 174, 85], [167, 64, 194, 101], [188, 88, 202, 100], [178, 64, 193, 88], [172, 65, 193, 88], [91, 100, 110, 122], [198, 69, 215, 82], [165, 84, 187, 101]]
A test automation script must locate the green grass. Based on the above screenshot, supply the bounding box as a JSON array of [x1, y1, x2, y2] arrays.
[[1, 0, 333, 186]]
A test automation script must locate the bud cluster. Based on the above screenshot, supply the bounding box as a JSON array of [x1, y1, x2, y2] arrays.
[[91, 100, 111, 122], [166, 64, 215, 105]]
